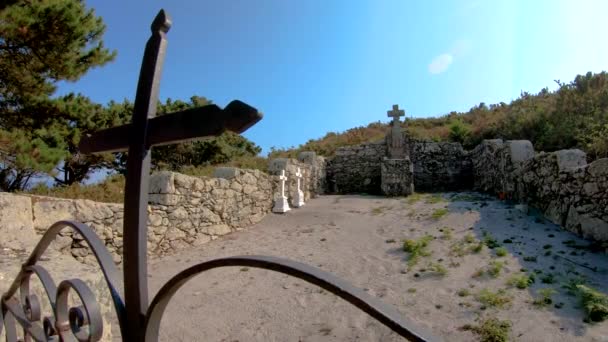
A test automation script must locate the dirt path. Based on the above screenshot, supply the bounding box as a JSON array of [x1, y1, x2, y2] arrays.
[[148, 193, 608, 341]]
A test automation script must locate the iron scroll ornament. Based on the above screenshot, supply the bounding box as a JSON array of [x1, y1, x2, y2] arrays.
[[0, 9, 439, 342]]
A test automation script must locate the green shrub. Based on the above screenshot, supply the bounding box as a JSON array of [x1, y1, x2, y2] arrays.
[[431, 208, 449, 219], [403, 235, 433, 268], [461, 317, 512, 342], [495, 247, 508, 257], [405, 193, 424, 204], [482, 232, 500, 249], [426, 194, 446, 204], [576, 285, 608, 322], [457, 289, 471, 297], [487, 261, 505, 278], [533, 288, 557, 307], [427, 262, 448, 276], [25, 174, 126, 203], [476, 289, 512, 308], [507, 274, 534, 289]]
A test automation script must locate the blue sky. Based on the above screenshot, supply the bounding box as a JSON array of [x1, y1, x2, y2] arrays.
[[57, 0, 608, 156]]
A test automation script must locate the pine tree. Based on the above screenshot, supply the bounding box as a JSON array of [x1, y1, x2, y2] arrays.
[[0, 0, 116, 191]]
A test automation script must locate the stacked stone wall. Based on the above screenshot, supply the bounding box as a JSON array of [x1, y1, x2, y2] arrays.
[[472, 139, 608, 242], [1, 169, 274, 264], [410, 140, 473, 191], [326, 139, 473, 193], [326, 142, 385, 194]]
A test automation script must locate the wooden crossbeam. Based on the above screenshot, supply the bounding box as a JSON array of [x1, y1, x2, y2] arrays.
[[79, 100, 262, 154]]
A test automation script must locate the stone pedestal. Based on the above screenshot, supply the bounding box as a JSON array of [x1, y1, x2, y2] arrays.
[[273, 196, 291, 213], [381, 158, 414, 196], [293, 190, 305, 208]]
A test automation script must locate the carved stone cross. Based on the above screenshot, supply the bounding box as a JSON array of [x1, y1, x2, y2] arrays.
[[279, 170, 288, 197], [293, 167, 305, 207], [273, 170, 291, 213], [386, 104, 407, 159], [387, 104, 405, 125], [78, 10, 261, 341]]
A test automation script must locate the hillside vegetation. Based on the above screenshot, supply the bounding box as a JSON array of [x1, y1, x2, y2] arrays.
[[270, 72, 608, 161]]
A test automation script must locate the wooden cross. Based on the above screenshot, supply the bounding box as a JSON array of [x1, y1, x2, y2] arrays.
[[387, 104, 405, 124], [78, 10, 262, 341]]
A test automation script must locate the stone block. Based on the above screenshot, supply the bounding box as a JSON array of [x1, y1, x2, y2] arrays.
[[588, 158, 608, 177], [214, 167, 240, 179], [149, 171, 176, 194], [506, 140, 534, 163], [381, 158, 414, 196], [555, 149, 587, 171], [0, 193, 37, 251], [268, 158, 289, 173]]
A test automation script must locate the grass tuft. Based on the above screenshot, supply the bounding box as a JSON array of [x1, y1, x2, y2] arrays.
[[494, 247, 508, 257], [430, 208, 449, 220], [507, 274, 534, 289], [476, 289, 512, 308], [403, 235, 433, 268], [533, 288, 557, 307], [461, 317, 512, 342], [576, 285, 608, 322]]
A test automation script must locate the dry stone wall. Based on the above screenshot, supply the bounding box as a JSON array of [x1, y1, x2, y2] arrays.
[[0, 169, 274, 264], [0, 157, 326, 265], [472, 139, 608, 242], [326, 139, 473, 193], [410, 140, 473, 191], [326, 141, 389, 194]]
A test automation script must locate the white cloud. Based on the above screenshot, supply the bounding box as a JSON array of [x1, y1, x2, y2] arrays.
[[428, 53, 453, 74]]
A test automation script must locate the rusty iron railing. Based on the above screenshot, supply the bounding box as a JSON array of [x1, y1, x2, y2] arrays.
[[0, 9, 438, 342]]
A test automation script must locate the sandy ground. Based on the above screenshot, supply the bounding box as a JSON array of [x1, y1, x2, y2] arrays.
[[144, 193, 608, 342]]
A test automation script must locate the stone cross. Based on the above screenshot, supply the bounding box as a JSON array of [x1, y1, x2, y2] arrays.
[[77, 10, 262, 340], [293, 167, 305, 207], [387, 104, 405, 125], [273, 170, 291, 213], [386, 104, 406, 158]]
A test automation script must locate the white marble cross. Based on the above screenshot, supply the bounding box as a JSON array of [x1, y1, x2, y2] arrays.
[[293, 167, 305, 207], [279, 170, 288, 197], [273, 169, 291, 213], [387, 104, 405, 124]]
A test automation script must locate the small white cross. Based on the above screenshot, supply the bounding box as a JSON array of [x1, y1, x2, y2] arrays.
[[387, 104, 405, 124], [279, 169, 288, 182], [295, 168, 302, 179]]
